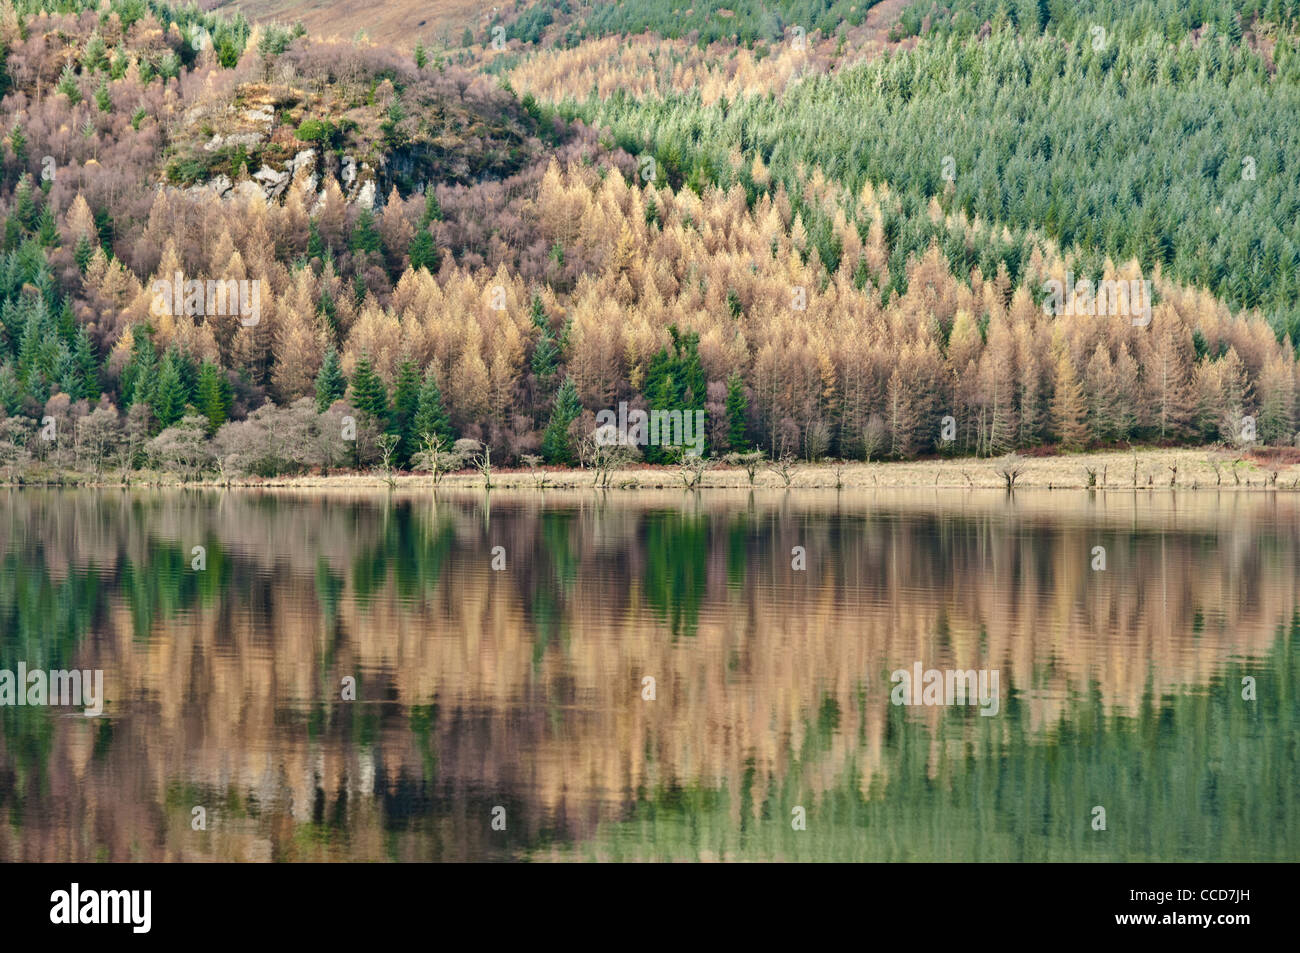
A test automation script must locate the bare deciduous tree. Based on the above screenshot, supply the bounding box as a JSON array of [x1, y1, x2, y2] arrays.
[[579, 427, 640, 487], [723, 450, 764, 486], [0, 417, 35, 483], [149, 416, 214, 483], [997, 453, 1025, 490], [673, 446, 712, 489], [520, 453, 549, 489], [76, 404, 122, 481], [376, 432, 400, 488], [767, 451, 797, 487], [829, 457, 846, 489], [411, 431, 464, 487], [463, 440, 493, 489]]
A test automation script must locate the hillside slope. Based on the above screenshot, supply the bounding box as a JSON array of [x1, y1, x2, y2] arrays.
[[0, 0, 1297, 484], [214, 0, 488, 46]]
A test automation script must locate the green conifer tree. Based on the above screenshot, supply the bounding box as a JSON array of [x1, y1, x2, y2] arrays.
[[315, 347, 347, 411], [14, 176, 39, 231], [413, 367, 454, 446], [84, 32, 109, 73], [408, 229, 438, 273], [196, 361, 231, 432], [74, 232, 95, 272], [420, 190, 443, 225], [56, 63, 82, 104], [642, 326, 706, 462], [9, 126, 27, 169], [36, 207, 59, 247], [74, 327, 99, 400], [391, 359, 421, 465], [17, 303, 49, 387], [350, 352, 389, 426], [725, 372, 749, 449], [123, 328, 158, 409], [541, 374, 582, 465], [153, 351, 189, 428], [307, 218, 325, 259], [350, 209, 381, 255]]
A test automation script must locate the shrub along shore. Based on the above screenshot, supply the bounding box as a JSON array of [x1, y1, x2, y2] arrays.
[[4, 447, 1297, 491]]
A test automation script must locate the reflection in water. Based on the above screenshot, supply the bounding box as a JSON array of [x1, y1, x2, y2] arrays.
[[0, 488, 1296, 861]]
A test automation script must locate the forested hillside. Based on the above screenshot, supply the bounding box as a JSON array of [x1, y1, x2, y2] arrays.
[[0, 0, 1297, 482]]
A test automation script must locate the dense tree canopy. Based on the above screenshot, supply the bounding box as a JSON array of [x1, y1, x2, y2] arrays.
[[564, 25, 1300, 335], [0, 0, 1297, 480]]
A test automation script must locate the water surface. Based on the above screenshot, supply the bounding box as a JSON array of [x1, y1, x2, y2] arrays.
[[1, 488, 1295, 861]]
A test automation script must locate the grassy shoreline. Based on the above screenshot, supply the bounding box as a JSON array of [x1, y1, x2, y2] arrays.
[[5, 447, 1299, 490]]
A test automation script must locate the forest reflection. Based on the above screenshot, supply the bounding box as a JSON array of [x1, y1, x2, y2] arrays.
[[1, 488, 1296, 861]]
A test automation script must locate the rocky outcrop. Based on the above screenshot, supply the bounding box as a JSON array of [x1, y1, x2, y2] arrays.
[[176, 147, 378, 209], [172, 82, 381, 209]]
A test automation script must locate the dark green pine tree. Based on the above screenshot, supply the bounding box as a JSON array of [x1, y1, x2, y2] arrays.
[[177, 349, 199, 403], [196, 360, 231, 432], [55, 343, 79, 399], [307, 218, 325, 260], [678, 330, 706, 410], [530, 293, 560, 402], [642, 326, 706, 463], [153, 350, 190, 428], [725, 372, 749, 449], [0, 362, 21, 415], [726, 288, 743, 319], [74, 326, 99, 400], [420, 189, 443, 225], [122, 328, 158, 409], [1225, 11, 1243, 43], [36, 206, 59, 248], [55, 301, 76, 345], [350, 208, 382, 256], [413, 366, 453, 447], [14, 176, 39, 232], [541, 374, 582, 465], [531, 328, 559, 380], [17, 303, 51, 389], [32, 262, 58, 316], [528, 292, 547, 327], [315, 347, 347, 411], [408, 228, 438, 273], [92, 207, 114, 249], [391, 359, 421, 466], [84, 32, 109, 72], [641, 352, 672, 464], [73, 232, 95, 272], [9, 126, 27, 170], [3, 214, 21, 251], [350, 352, 390, 427], [1026, 0, 1050, 33], [644, 192, 660, 227]]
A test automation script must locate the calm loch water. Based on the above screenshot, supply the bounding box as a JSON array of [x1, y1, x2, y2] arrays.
[[1, 488, 1296, 861]]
